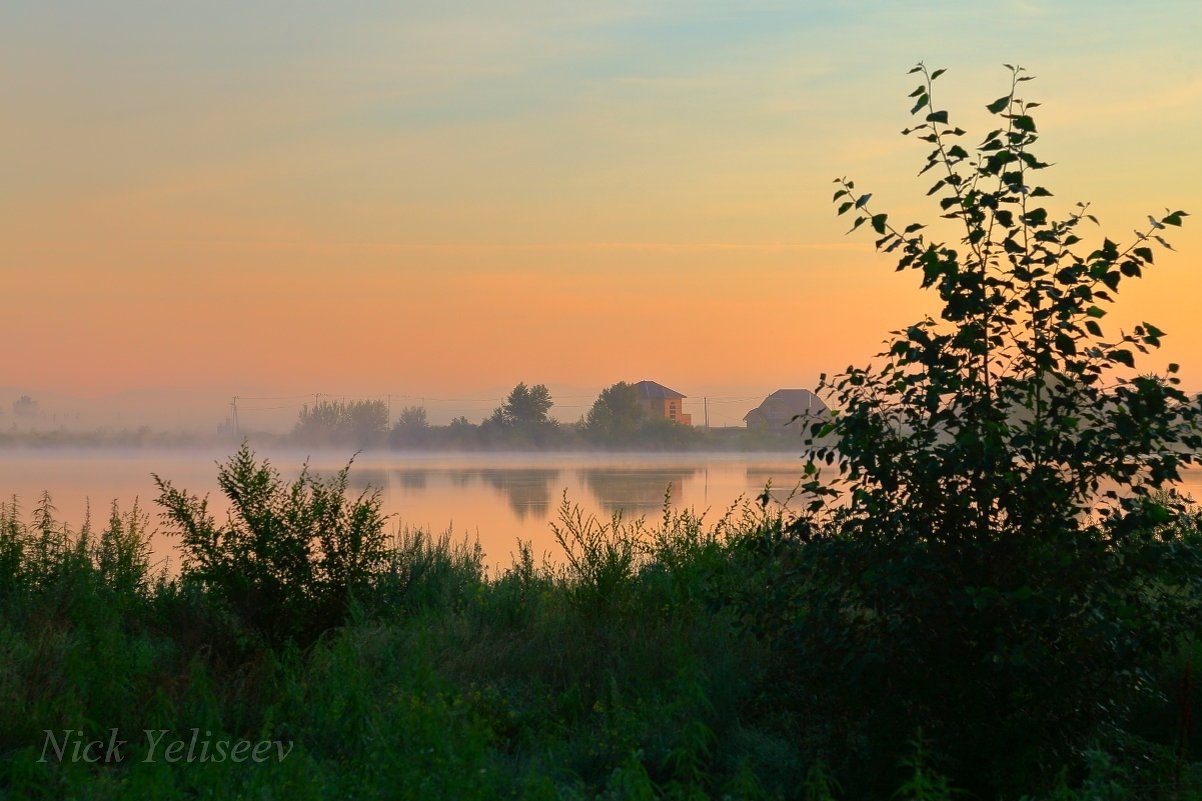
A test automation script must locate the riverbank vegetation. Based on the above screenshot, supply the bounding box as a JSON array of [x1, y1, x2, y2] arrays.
[[1, 466, 1200, 799]]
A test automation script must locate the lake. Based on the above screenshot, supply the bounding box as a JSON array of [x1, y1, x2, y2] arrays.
[[6, 449, 1200, 575], [0, 449, 816, 573]]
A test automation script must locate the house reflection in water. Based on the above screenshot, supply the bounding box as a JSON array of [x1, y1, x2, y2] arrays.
[[578, 466, 697, 512]]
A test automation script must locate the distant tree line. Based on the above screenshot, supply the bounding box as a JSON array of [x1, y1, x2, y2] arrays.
[[286, 381, 811, 451]]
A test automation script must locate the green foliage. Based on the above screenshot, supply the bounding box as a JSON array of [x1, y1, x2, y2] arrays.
[[93, 500, 155, 601], [390, 404, 430, 447], [370, 525, 485, 617], [154, 444, 389, 644], [894, 731, 954, 801], [495, 382, 554, 427], [802, 759, 840, 801], [792, 63, 1202, 795], [480, 382, 560, 447], [293, 399, 389, 449], [1, 469, 1200, 797], [584, 381, 648, 444], [551, 495, 643, 619], [0, 493, 157, 613]]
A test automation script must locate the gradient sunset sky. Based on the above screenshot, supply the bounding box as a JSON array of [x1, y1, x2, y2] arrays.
[[4, 1, 1201, 424]]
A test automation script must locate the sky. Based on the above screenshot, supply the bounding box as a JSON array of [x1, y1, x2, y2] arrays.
[[3, 0, 1201, 427]]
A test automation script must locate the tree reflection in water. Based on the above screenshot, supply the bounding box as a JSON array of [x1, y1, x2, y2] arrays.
[[577, 467, 697, 512]]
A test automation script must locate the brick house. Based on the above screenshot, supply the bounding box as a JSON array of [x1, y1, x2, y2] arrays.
[[632, 380, 692, 425]]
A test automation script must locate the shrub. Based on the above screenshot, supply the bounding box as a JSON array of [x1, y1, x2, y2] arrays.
[[154, 445, 388, 644], [786, 64, 1202, 795]]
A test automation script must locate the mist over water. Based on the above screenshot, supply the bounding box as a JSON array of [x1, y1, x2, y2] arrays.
[[0, 449, 820, 572]]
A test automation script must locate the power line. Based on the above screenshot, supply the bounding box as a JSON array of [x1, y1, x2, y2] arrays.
[[235, 394, 313, 401]]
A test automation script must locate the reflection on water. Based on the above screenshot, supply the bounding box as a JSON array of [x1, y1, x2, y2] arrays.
[[579, 467, 697, 511], [0, 453, 826, 572], [477, 468, 558, 519], [388, 467, 558, 519], [394, 469, 427, 490], [16, 450, 1192, 570], [745, 466, 808, 506], [347, 468, 389, 494]]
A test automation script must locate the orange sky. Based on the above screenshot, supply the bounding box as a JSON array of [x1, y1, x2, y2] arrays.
[[3, 2, 1200, 427]]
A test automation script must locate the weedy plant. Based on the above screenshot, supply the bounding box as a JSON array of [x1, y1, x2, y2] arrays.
[[155, 444, 389, 644], [786, 63, 1202, 795]]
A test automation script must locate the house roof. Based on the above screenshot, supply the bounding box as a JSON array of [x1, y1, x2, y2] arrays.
[[632, 380, 687, 400], [743, 389, 827, 424]]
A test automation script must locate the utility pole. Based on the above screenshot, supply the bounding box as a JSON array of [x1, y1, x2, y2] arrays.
[[704, 397, 710, 429]]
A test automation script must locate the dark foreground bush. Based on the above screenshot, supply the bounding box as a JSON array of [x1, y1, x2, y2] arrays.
[[780, 63, 1202, 797], [154, 445, 390, 645]]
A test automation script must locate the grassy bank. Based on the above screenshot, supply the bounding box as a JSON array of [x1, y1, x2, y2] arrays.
[[1, 451, 1201, 799]]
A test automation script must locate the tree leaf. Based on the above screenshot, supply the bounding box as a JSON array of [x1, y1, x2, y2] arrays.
[[1022, 208, 1048, 226], [1011, 115, 1037, 133], [1111, 349, 1135, 368]]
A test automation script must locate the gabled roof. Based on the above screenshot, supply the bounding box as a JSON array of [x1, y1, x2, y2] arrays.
[[744, 389, 827, 423], [633, 380, 687, 400]]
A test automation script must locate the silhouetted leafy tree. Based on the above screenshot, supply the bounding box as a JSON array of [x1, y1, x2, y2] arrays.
[[480, 383, 558, 447], [391, 405, 430, 448], [497, 382, 554, 426], [583, 382, 646, 444], [776, 64, 1202, 795], [345, 400, 389, 448]]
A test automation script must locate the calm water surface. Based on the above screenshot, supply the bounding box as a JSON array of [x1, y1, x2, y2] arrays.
[[0, 449, 816, 572], [7, 449, 1199, 573]]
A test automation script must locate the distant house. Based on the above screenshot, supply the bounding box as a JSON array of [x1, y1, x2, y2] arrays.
[[633, 380, 692, 425], [744, 389, 828, 432]]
